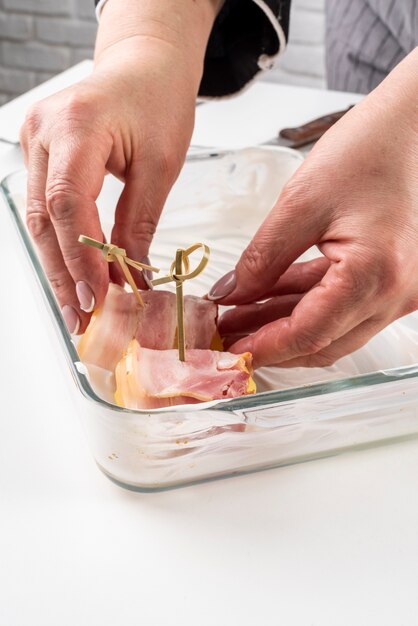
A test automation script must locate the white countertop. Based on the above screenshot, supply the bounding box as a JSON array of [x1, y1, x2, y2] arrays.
[[1, 68, 418, 626]]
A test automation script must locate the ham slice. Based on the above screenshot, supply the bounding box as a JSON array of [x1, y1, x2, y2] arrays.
[[115, 340, 256, 410], [78, 283, 218, 372], [184, 296, 218, 349], [78, 284, 255, 409]]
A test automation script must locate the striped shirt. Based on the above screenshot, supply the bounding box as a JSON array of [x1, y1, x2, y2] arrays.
[[326, 0, 418, 94]]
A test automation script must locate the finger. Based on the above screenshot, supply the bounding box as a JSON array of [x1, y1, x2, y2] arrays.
[[26, 142, 91, 333], [263, 256, 330, 298], [208, 172, 330, 304], [222, 334, 248, 350], [101, 232, 124, 287], [109, 261, 126, 287], [218, 294, 303, 336], [46, 133, 110, 312], [111, 155, 181, 288], [228, 259, 379, 367], [268, 314, 393, 369], [218, 258, 329, 344]]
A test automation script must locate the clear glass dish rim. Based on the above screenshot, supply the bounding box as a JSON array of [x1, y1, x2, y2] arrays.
[[4, 160, 418, 418]]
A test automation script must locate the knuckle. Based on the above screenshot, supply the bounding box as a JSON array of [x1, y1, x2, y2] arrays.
[[240, 242, 267, 279], [115, 197, 158, 248], [26, 208, 50, 241], [49, 272, 70, 298], [327, 258, 374, 309], [24, 104, 43, 136], [61, 248, 85, 265], [291, 327, 332, 356], [332, 260, 362, 296], [125, 213, 157, 247], [339, 249, 400, 304], [45, 182, 77, 222], [60, 91, 94, 123]]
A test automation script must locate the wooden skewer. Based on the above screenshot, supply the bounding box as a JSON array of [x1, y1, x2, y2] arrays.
[[175, 249, 186, 362], [151, 242, 210, 362], [78, 235, 160, 308], [78, 235, 210, 363]]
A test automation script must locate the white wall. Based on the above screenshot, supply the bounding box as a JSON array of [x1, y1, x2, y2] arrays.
[[262, 0, 326, 89]]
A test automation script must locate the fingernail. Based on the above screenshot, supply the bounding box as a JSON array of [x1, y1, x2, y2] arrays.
[[62, 305, 80, 335], [76, 281, 95, 312], [208, 270, 236, 301], [140, 256, 154, 289]]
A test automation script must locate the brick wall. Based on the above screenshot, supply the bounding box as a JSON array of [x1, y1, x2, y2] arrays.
[[0, 0, 96, 105], [0, 0, 325, 105]]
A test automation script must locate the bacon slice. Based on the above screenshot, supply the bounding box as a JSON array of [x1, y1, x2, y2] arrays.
[[115, 340, 256, 409], [78, 283, 218, 372], [77, 284, 138, 372]]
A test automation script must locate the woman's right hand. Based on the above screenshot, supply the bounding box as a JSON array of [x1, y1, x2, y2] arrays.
[[20, 0, 221, 334]]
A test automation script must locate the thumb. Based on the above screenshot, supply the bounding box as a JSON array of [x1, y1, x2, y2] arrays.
[[208, 179, 329, 305]]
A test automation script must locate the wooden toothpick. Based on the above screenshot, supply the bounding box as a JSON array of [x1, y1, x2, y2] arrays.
[[78, 235, 159, 308], [151, 243, 210, 362]]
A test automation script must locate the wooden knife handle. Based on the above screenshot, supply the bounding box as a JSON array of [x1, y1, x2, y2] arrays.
[[279, 105, 354, 147]]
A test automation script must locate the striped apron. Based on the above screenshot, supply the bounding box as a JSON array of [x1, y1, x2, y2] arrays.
[[326, 0, 418, 93]]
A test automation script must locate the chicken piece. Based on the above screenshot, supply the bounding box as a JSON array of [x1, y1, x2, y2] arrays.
[[77, 283, 218, 372], [114, 340, 256, 409]]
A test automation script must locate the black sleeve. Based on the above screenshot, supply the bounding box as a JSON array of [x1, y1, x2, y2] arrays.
[[94, 0, 291, 98], [200, 0, 291, 97]]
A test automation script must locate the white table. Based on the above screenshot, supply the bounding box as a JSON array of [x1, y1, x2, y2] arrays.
[[1, 71, 418, 626]]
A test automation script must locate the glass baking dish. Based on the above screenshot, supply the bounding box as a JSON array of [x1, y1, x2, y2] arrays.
[[4, 146, 418, 491]]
